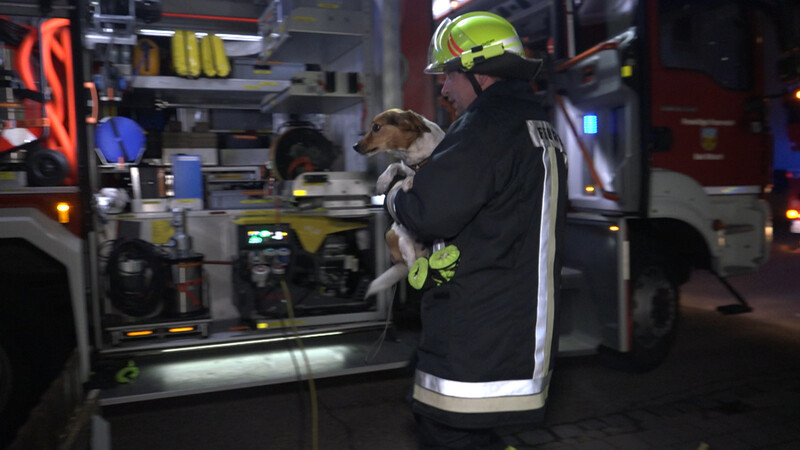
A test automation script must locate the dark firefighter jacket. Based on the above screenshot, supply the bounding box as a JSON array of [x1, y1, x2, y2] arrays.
[[389, 79, 568, 429]]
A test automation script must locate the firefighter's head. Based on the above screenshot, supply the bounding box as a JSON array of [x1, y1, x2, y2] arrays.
[[425, 11, 542, 80], [427, 11, 541, 115]]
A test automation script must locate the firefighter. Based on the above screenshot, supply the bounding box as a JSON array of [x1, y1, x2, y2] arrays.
[[385, 11, 569, 449]]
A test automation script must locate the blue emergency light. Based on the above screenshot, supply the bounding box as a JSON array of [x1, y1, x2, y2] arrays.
[[583, 114, 597, 134], [583, 114, 598, 135]]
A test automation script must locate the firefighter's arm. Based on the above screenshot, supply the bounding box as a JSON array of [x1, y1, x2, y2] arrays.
[[390, 138, 493, 241]]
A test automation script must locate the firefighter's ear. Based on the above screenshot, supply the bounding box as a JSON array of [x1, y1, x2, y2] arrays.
[[474, 73, 502, 91]]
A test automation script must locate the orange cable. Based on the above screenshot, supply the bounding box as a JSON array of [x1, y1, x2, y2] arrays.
[[41, 21, 67, 156], [161, 12, 258, 23], [60, 26, 77, 182], [41, 22, 65, 125], [15, 29, 37, 96], [42, 19, 77, 183]]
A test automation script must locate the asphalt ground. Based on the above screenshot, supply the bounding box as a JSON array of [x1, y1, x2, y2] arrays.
[[105, 229, 800, 449]]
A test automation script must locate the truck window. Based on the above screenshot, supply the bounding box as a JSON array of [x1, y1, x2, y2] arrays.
[[658, 0, 752, 91], [574, 0, 636, 53]]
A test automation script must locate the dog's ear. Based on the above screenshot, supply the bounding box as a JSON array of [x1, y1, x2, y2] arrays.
[[376, 108, 404, 129], [402, 110, 432, 133]]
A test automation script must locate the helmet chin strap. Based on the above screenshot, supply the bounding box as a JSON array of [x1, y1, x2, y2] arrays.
[[465, 72, 483, 96]]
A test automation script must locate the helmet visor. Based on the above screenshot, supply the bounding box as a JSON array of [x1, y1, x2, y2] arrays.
[[425, 18, 453, 74]]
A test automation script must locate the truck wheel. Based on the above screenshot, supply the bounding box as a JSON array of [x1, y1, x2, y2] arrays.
[[629, 263, 679, 371], [27, 148, 69, 186]]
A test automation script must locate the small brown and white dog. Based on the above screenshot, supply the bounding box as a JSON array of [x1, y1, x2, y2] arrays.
[[353, 108, 445, 297]]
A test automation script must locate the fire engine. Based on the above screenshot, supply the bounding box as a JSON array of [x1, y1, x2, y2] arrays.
[[1, 0, 798, 446], [774, 88, 800, 237]]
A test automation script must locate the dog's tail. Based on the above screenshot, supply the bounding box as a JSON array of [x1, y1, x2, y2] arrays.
[[365, 263, 409, 299]]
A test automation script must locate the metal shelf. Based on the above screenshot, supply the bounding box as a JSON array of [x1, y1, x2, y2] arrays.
[[259, 3, 367, 65], [0, 186, 80, 195], [262, 30, 365, 65], [130, 76, 291, 110], [97, 325, 418, 405], [260, 87, 363, 114]]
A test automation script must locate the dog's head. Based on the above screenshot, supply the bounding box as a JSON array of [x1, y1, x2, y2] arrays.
[[353, 109, 433, 159]]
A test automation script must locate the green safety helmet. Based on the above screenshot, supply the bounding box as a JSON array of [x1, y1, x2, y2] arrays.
[[425, 11, 542, 79]]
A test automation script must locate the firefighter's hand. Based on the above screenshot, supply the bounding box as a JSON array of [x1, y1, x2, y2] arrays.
[[384, 180, 403, 223]]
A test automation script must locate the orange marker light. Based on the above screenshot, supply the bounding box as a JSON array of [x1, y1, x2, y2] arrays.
[[56, 202, 70, 223], [169, 326, 196, 333], [609, 225, 620, 232], [787, 209, 800, 220], [126, 330, 154, 337]]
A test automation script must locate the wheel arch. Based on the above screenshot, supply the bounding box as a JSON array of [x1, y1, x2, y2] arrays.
[[647, 169, 720, 275], [628, 217, 711, 285], [0, 208, 89, 380]]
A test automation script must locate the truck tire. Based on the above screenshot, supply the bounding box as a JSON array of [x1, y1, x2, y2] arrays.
[[26, 148, 69, 186], [629, 262, 679, 371], [0, 346, 10, 414]]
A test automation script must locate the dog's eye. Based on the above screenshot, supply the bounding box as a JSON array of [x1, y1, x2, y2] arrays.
[[372, 123, 381, 133]]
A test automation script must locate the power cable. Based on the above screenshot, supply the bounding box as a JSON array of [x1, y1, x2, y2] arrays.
[[280, 279, 319, 450], [364, 285, 396, 364]]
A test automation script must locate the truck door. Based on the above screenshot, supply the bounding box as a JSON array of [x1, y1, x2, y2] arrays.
[[554, 0, 643, 214], [648, 0, 770, 189]]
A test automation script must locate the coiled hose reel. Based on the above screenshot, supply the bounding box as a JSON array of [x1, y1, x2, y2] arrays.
[[106, 238, 166, 318], [270, 122, 338, 180]]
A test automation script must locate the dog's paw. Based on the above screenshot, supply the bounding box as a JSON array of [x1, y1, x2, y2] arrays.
[[376, 163, 402, 193]]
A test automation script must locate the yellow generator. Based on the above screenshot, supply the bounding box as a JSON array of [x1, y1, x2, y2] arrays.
[[232, 212, 376, 327]]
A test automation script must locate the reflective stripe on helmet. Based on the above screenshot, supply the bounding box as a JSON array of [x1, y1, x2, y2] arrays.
[[498, 36, 524, 54], [447, 34, 464, 58]]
